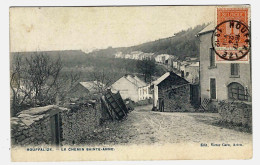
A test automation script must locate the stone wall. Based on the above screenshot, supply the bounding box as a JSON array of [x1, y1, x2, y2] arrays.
[[61, 103, 102, 145], [218, 101, 252, 127], [11, 103, 103, 146], [159, 84, 195, 112], [11, 105, 66, 146]]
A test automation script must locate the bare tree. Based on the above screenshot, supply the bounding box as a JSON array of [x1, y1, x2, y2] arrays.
[[10, 54, 29, 116], [91, 69, 116, 94], [10, 52, 62, 116], [56, 70, 81, 103]]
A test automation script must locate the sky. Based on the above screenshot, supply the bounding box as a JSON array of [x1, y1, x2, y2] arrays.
[[10, 6, 215, 52]]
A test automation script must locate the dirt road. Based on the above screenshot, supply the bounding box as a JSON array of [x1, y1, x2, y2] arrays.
[[82, 104, 252, 145]]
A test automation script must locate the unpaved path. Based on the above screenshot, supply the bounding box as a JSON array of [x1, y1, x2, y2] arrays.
[[82, 104, 252, 145]]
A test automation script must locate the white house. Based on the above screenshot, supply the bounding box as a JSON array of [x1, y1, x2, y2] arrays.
[[111, 75, 148, 102], [154, 55, 161, 63], [154, 54, 172, 64], [183, 62, 200, 84], [115, 52, 124, 58], [138, 85, 153, 101], [124, 54, 133, 59], [131, 51, 143, 60]]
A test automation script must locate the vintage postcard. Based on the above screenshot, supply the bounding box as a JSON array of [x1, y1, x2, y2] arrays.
[[10, 5, 252, 161]]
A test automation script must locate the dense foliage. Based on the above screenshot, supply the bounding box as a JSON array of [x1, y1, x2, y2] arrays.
[[136, 59, 156, 83]]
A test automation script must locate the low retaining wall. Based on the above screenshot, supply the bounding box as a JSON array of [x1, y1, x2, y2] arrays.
[[218, 101, 252, 127], [61, 104, 102, 145]]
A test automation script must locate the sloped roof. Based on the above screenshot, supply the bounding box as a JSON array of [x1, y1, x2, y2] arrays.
[[79, 81, 105, 92], [14, 105, 68, 127], [153, 71, 189, 86], [153, 72, 170, 86], [188, 62, 200, 67], [125, 75, 146, 87], [132, 76, 147, 87], [198, 23, 215, 35]]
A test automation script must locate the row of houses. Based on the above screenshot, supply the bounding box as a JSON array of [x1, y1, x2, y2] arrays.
[[71, 23, 251, 113], [115, 51, 155, 60], [132, 22, 251, 112], [115, 50, 200, 84], [115, 51, 177, 64]]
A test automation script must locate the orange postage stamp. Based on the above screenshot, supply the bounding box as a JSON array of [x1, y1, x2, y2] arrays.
[[212, 7, 250, 62]]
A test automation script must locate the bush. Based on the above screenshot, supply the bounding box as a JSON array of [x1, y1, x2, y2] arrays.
[[218, 101, 252, 128]]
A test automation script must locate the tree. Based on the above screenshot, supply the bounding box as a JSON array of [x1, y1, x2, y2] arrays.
[[91, 69, 116, 94], [10, 52, 63, 116], [136, 58, 156, 83], [56, 70, 81, 104]]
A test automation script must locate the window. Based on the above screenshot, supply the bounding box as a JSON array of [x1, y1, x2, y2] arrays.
[[144, 88, 147, 94], [231, 63, 239, 76], [186, 72, 189, 77], [228, 82, 248, 101], [210, 78, 216, 99], [181, 70, 185, 78], [210, 48, 215, 67]]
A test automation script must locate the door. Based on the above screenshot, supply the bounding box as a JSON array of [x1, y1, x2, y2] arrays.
[[190, 84, 200, 107], [50, 114, 61, 146]]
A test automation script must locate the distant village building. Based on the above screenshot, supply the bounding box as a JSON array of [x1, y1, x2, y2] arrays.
[[124, 54, 132, 59], [115, 52, 124, 58], [131, 51, 143, 60], [178, 61, 200, 84], [154, 54, 176, 65], [183, 62, 199, 84], [198, 24, 251, 110], [189, 57, 198, 62], [154, 55, 161, 63], [167, 56, 177, 68], [139, 52, 154, 60], [111, 75, 149, 102], [172, 61, 178, 69], [151, 72, 194, 112], [115, 51, 154, 61]]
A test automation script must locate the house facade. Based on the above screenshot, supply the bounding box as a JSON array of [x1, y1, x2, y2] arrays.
[[178, 62, 199, 84], [138, 85, 153, 101], [198, 24, 251, 110], [111, 75, 149, 102], [131, 51, 143, 60]]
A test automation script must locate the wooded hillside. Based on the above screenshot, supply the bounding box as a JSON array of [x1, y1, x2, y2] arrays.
[[87, 24, 207, 60]]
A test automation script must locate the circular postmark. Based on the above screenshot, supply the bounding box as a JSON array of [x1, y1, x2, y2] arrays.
[[211, 20, 250, 61]]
